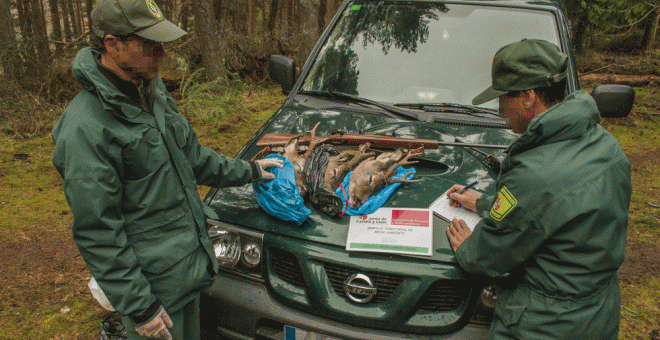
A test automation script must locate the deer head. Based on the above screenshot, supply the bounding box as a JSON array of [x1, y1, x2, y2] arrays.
[[324, 143, 376, 192], [347, 148, 422, 209]]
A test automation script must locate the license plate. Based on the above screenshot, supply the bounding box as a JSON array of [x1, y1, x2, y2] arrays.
[[284, 325, 340, 340]]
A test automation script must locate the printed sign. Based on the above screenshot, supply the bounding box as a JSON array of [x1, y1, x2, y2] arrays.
[[347, 208, 433, 256]]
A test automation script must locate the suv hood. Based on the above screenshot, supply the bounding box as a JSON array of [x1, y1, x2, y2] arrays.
[[206, 101, 517, 263]]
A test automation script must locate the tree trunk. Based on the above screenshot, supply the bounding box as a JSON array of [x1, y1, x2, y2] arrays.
[[60, 0, 72, 41], [328, 0, 338, 21], [67, 0, 79, 37], [572, 10, 591, 53], [248, 0, 255, 37], [281, 0, 291, 36], [0, 0, 18, 78], [232, 0, 247, 34], [317, 0, 326, 35], [642, 8, 660, 50], [33, 0, 51, 61], [267, 0, 279, 37], [290, 0, 300, 42], [16, 0, 30, 37], [179, 1, 189, 31], [49, 0, 63, 52], [85, 0, 93, 34], [193, 0, 224, 80]]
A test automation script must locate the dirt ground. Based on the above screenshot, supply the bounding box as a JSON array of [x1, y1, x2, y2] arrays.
[[1, 72, 659, 339], [618, 148, 660, 283]]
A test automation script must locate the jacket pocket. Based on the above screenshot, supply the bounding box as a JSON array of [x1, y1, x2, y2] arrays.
[[501, 304, 526, 327], [170, 118, 187, 149], [123, 127, 168, 181], [127, 219, 199, 274]]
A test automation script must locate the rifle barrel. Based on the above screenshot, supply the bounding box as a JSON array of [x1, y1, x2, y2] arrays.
[[256, 133, 509, 150]]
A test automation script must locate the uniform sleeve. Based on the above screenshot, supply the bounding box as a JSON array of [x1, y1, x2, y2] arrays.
[[455, 176, 549, 278], [172, 113, 255, 187], [52, 119, 157, 317]]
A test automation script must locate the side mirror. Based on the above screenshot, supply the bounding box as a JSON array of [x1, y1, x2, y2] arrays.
[[269, 55, 296, 94], [591, 84, 635, 118]]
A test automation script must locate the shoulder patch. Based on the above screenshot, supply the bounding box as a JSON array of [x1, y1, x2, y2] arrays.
[[490, 186, 517, 221]]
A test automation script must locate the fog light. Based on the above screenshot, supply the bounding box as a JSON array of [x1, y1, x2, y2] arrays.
[[242, 242, 262, 267], [209, 226, 241, 267], [481, 285, 498, 308]]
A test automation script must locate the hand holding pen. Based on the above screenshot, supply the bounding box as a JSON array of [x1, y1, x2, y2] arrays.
[[446, 181, 480, 212]]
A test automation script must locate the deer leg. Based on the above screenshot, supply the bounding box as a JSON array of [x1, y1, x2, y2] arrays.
[[387, 172, 422, 184], [384, 148, 422, 179], [251, 146, 271, 161]]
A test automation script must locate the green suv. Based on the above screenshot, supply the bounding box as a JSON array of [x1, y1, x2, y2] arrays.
[[200, 1, 633, 339]]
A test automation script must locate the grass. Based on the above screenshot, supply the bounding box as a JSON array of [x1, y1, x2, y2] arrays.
[[602, 100, 660, 339]]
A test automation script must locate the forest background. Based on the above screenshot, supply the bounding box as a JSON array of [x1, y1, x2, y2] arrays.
[[0, 0, 659, 339]]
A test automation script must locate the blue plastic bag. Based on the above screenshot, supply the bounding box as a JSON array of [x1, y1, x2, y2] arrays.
[[253, 154, 312, 225], [336, 166, 416, 216]]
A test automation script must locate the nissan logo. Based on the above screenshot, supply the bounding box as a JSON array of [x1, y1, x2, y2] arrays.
[[343, 273, 377, 303]]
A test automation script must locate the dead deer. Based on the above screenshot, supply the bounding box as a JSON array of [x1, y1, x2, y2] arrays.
[[324, 143, 376, 192], [281, 122, 327, 198], [347, 148, 423, 209]]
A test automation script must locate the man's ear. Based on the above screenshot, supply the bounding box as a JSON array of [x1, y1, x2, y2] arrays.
[[521, 89, 536, 109], [523, 89, 549, 115], [103, 35, 120, 51]]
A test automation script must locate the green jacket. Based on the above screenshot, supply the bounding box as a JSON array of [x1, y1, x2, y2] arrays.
[[52, 48, 256, 319], [456, 91, 631, 339]]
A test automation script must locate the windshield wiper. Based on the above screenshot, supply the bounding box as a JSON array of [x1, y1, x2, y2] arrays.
[[298, 90, 424, 122], [397, 102, 500, 117]]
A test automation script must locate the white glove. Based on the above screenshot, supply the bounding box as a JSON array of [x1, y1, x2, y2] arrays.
[[135, 307, 173, 340], [254, 158, 284, 180]]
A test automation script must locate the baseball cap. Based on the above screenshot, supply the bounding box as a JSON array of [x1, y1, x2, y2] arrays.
[[91, 0, 186, 43], [472, 39, 568, 105]]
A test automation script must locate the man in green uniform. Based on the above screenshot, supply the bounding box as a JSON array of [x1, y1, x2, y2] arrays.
[[445, 39, 631, 339], [51, 1, 282, 339]]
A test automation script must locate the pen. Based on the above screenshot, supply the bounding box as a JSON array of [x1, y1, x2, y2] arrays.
[[447, 180, 479, 199]]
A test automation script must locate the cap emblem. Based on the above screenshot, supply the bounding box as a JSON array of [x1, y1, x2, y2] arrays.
[[145, 0, 163, 20]]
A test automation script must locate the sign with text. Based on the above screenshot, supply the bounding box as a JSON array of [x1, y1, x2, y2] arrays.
[[347, 208, 433, 256]]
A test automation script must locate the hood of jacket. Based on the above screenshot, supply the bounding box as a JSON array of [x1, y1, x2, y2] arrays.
[[511, 90, 601, 154], [71, 47, 146, 119]]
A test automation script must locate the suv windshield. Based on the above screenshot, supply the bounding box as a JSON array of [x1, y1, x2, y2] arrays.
[[301, 2, 560, 111]]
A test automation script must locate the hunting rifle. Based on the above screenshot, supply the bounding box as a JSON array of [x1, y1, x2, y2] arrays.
[[256, 132, 509, 150]]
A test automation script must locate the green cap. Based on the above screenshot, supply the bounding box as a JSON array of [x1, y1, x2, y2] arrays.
[[472, 39, 568, 105], [91, 0, 186, 43]]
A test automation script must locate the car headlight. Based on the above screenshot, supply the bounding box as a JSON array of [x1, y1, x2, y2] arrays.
[[207, 220, 265, 281], [242, 242, 262, 267], [209, 227, 241, 266]]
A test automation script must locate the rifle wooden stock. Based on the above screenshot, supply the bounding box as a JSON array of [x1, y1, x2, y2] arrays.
[[256, 133, 440, 150]]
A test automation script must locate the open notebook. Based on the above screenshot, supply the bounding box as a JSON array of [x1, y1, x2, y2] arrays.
[[429, 194, 482, 231]]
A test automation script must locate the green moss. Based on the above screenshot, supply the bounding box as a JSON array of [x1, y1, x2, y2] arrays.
[[0, 296, 105, 339], [620, 278, 660, 339]]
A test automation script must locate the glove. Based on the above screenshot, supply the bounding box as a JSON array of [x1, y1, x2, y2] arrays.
[[254, 158, 284, 180], [134, 306, 173, 340]]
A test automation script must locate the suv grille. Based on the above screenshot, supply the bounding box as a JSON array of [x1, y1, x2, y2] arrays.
[[323, 262, 404, 304], [418, 280, 471, 312], [271, 250, 306, 287]]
